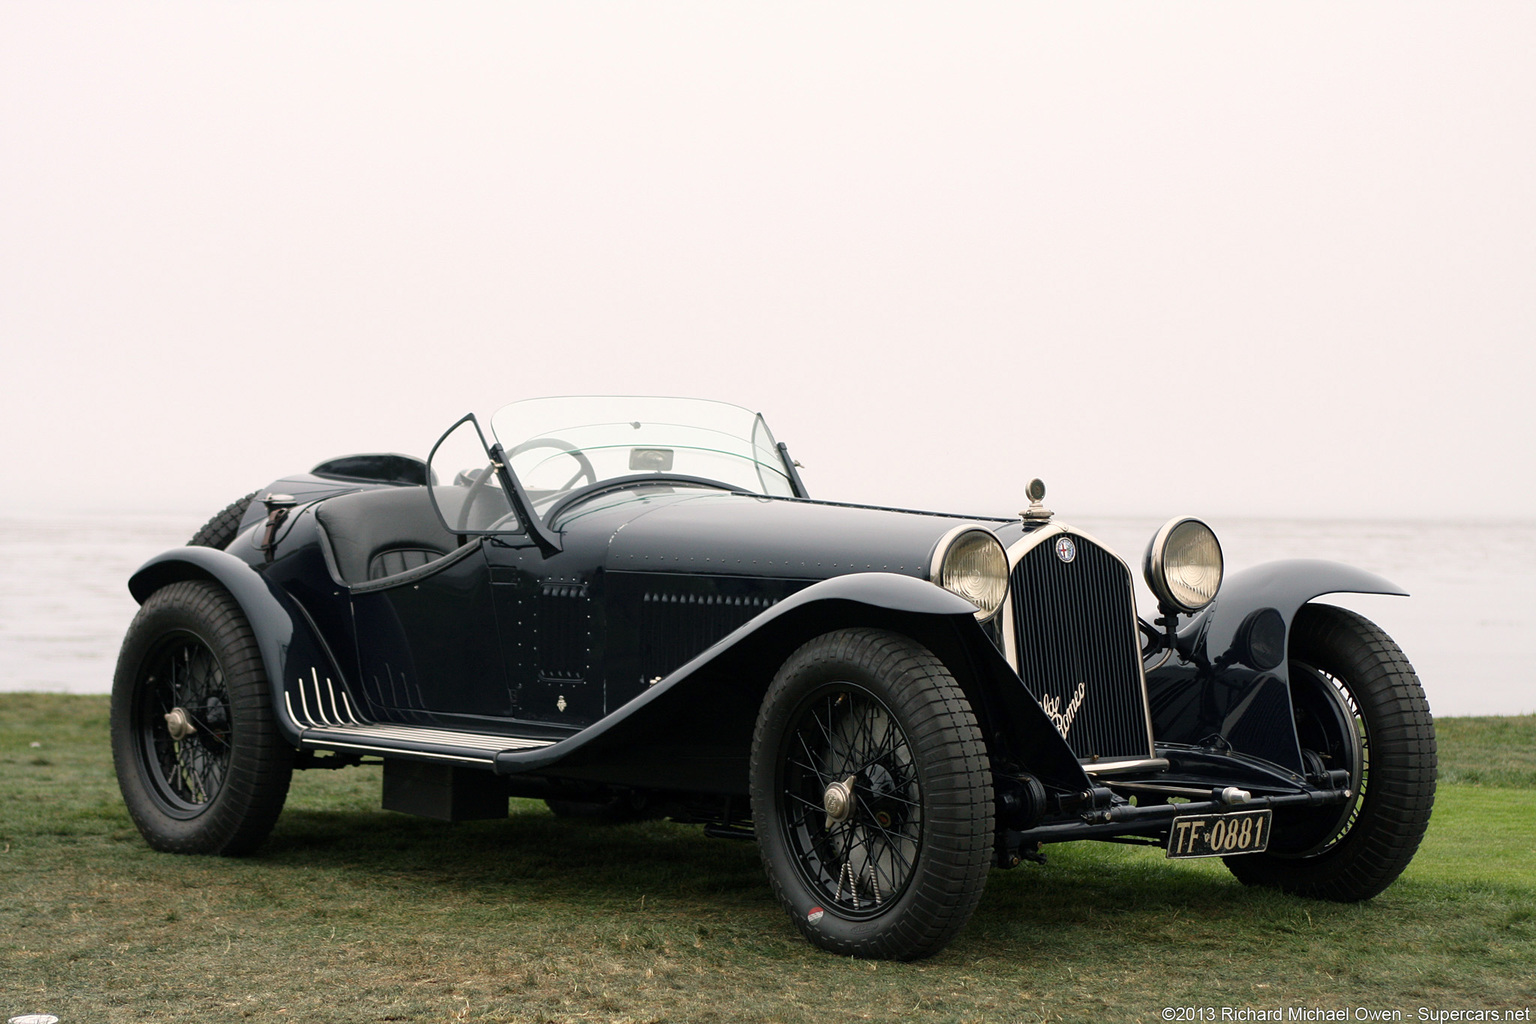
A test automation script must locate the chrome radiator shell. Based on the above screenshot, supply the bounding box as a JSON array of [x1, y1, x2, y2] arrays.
[[1001, 526, 1157, 768]]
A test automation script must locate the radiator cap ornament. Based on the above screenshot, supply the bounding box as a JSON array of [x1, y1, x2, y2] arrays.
[[1021, 478, 1053, 521]]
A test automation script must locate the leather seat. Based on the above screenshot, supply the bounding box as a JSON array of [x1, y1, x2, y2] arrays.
[[314, 487, 460, 585]]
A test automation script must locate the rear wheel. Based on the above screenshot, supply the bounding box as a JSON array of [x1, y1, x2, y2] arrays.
[[187, 492, 257, 549], [112, 580, 294, 855], [750, 628, 992, 960], [1224, 604, 1436, 900]]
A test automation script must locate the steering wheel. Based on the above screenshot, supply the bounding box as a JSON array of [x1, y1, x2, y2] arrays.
[[507, 437, 599, 492], [456, 462, 501, 532], [455, 438, 599, 532]]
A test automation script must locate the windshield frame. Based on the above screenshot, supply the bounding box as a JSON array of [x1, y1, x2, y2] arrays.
[[427, 397, 807, 543], [488, 396, 805, 513], [425, 412, 563, 552]]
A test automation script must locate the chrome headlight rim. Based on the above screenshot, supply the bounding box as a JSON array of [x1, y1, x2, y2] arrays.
[[1144, 516, 1224, 614], [930, 526, 1009, 621]]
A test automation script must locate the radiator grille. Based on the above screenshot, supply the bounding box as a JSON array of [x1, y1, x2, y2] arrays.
[[1010, 532, 1151, 763]]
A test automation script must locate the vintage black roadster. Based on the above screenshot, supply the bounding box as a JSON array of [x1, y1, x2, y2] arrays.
[[113, 396, 1436, 959]]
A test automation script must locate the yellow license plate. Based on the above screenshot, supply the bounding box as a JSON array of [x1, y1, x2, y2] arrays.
[[1166, 809, 1273, 859]]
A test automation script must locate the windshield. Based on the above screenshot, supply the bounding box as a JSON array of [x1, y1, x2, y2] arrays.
[[489, 396, 796, 506]]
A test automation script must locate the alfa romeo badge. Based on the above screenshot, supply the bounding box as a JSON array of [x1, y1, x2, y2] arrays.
[[1055, 536, 1077, 563]]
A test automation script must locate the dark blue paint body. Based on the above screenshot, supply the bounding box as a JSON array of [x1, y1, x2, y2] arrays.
[[126, 455, 1400, 813], [130, 541, 341, 748], [129, 479, 1089, 796], [1146, 559, 1407, 770]]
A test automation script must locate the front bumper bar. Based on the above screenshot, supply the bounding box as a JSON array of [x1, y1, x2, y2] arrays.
[[1012, 785, 1350, 845]]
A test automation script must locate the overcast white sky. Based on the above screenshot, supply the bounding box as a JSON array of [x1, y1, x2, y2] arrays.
[[2, 4, 1532, 521]]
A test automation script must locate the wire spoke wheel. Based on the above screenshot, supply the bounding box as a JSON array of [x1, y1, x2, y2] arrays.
[[751, 628, 992, 960], [1224, 604, 1436, 901], [780, 684, 922, 918], [112, 580, 293, 856], [134, 632, 234, 816], [1280, 659, 1367, 856]]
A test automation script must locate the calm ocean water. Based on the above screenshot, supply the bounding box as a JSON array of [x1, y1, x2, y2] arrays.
[[1, 511, 1530, 717]]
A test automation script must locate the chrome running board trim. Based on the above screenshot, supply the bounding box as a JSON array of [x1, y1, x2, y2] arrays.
[[299, 722, 556, 763], [287, 667, 367, 729]]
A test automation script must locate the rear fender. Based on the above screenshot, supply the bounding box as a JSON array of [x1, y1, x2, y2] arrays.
[[494, 572, 1090, 795], [129, 547, 346, 746], [1147, 559, 1408, 772]]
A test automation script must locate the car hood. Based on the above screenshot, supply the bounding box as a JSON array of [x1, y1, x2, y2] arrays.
[[587, 489, 1009, 581]]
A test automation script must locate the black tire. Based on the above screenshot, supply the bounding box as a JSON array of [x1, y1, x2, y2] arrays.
[[1224, 604, 1436, 900], [112, 580, 294, 855], [187, 492, 257, 549], [750, 628, 992, 960]]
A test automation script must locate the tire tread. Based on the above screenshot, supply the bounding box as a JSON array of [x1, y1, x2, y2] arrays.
[[111, 579, 294, 856], [187, 492, 257, 550], [750, 628, 992, 960], [1225, 604, 1435, 901]]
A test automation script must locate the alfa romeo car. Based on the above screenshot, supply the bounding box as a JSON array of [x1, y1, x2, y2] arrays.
[[112, 396, 1437, 960]]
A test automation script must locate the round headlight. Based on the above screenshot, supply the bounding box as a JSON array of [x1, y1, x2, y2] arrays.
[[932, 528, 1009, 620], [1144, 517, 1224, 614]]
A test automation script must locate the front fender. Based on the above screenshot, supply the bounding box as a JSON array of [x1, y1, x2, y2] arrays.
[[1186, 559, 1406, 662], [129, 547, 344, 746], [494, 572, 1090, 795], [1146, 559, 1407, 772]]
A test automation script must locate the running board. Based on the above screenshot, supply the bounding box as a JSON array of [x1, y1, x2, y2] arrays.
[[284, 668, 555, 766], [300, 722, 555, 765]]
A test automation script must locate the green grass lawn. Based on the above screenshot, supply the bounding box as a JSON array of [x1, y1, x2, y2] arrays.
[[2, 694, 1532, 1024]]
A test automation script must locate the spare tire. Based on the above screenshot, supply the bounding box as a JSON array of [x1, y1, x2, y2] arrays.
[[188, 492, 257, 550]]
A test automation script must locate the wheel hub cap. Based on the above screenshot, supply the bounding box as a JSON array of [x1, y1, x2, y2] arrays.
[[164, 707, 196, 741], [823, 774, 857, 829]]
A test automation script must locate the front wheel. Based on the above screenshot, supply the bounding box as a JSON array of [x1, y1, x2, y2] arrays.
[[1224, 604, 1436, 900], [750, 628, 992, 960], [111, 580, 294, 855]]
